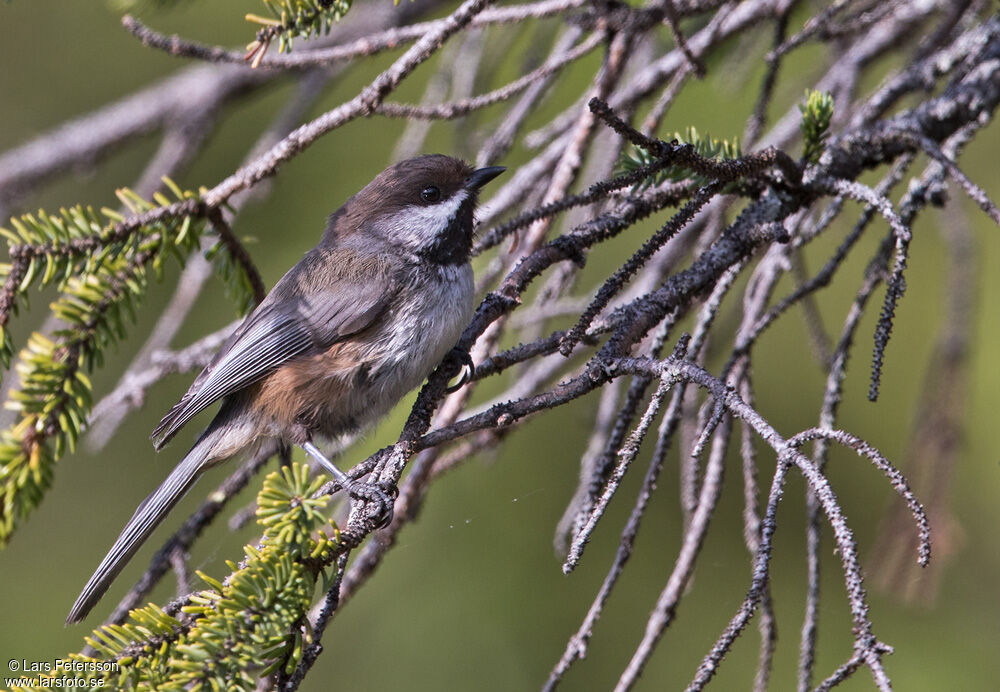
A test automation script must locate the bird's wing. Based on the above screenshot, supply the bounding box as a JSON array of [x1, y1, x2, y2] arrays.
[[151, 277, 394, 449]]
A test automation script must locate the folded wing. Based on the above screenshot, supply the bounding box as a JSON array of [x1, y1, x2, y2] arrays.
[[151, 274, 393, 449]]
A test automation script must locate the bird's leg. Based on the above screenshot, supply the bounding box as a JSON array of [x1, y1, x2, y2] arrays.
[[301, 440, 396, 528], [444, 345, 475, 394], [301, 440, 351, 486]]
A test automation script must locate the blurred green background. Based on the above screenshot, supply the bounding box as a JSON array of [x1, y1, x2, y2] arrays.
[[1, 2, 998, 690]]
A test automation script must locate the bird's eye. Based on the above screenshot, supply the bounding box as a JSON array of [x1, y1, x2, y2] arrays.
[[420, 186, 441, 203]]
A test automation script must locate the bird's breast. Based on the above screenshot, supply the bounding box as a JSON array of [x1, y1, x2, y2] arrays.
[[369, 262, 474, 394], [254, 263, 474, 440]]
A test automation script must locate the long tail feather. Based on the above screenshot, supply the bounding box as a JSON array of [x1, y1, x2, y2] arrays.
[[66, 434, 216, 624]]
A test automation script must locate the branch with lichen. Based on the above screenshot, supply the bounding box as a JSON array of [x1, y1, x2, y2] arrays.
[[3, 2, 1000, 692]]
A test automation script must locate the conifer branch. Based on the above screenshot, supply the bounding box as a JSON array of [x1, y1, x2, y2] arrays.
[[0, 184, 260, 543], [3, 3, 999, 691], [16, 465, 341, 691]]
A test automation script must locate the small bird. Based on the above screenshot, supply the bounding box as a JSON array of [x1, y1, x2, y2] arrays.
[[67, 155, 504, 623]]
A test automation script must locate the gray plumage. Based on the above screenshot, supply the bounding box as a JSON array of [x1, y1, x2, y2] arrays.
[[67, 155, 504, 624], [150, 278, 392, 449]]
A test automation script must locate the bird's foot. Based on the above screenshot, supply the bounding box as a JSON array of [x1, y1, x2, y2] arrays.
[[444, 346, 475, 394], [345, 479, 398, 529], [301, 440, 396, 528]]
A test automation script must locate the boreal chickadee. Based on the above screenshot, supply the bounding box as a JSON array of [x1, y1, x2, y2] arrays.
[[67, 154, 504, 623]]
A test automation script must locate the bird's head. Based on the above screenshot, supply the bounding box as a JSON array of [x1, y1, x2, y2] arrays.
[[325, 154, 504, 265]]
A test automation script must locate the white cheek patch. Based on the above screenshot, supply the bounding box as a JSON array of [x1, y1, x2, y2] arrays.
[[375, 190, 469, 252]]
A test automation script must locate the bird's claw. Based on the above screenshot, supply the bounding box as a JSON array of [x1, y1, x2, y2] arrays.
[[444, 346, 475, 394], [345, 479, 397, 529], [380, 480, 400, 500]]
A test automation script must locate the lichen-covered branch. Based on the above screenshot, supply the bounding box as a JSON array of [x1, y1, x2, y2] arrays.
[[4, 2, 998, 691]]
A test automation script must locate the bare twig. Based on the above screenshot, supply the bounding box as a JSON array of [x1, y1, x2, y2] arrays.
[[8, 4, 998, 691]]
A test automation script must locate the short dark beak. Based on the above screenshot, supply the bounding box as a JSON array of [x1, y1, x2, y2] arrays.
[[465, 166, 506, 191]]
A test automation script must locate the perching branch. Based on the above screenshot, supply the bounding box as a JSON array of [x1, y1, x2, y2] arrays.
[[4, 2, 1000, 691]]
